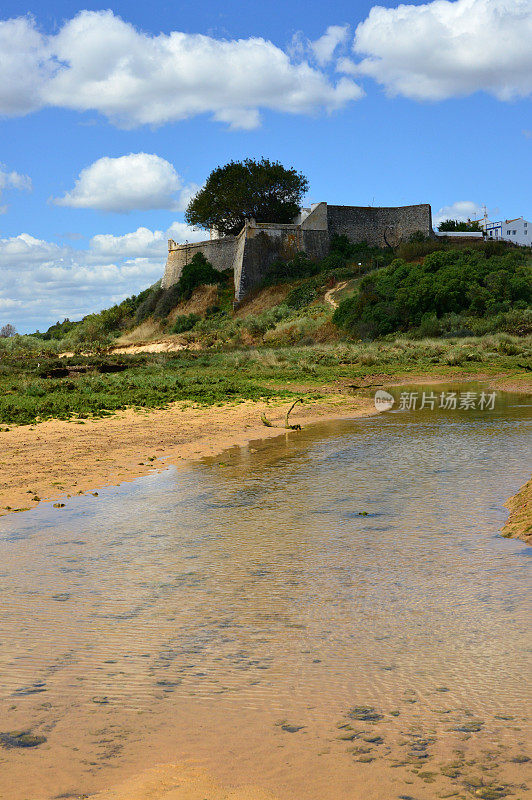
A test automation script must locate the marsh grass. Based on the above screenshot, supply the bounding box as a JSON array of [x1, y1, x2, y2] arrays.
[[0, 335, 529, 426]]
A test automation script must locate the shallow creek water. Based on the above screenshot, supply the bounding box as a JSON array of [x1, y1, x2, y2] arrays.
[[0, 385, 530, 800]]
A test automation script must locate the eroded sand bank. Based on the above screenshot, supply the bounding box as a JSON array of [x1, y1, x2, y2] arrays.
[[0, 395, 376, 517], [1, 376, 531, 544]]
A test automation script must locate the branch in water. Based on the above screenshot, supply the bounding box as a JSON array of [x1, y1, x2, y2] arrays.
[[260, 399, 304, 430], [285, 398, 303, 430]]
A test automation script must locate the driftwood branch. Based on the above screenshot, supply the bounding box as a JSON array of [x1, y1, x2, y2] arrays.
[[260, 399, 304, 430], [285, 398, 303, 430]]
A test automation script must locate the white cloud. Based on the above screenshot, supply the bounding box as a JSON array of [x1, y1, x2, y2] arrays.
[[90, 223, 205, 256], [0, 232, 60, 263], [166, 222, 206, 243], [311, 25, 350, 66], [336, 57, 358, 76], [0, 16, 50, 116], [0, 221, 206, 332], [54, 153, 197, 213], [0, 165, 32, 212], [90, 227, 167, 257], [353, 0, 532, 101], [433, 200, 484, 226], [0, 11, 363, 129]]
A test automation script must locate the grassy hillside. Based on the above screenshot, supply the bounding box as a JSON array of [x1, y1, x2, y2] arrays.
[[0, 236, 530, 425]]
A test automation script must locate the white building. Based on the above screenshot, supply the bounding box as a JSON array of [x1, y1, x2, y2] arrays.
[[475, 210, 531, 246], [500, 217, 530, 246]]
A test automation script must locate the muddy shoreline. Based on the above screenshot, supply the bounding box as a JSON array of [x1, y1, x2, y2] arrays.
[[502, 477, 532, 545], [0, 394, 377, 517], [1, 374, 530, 544]]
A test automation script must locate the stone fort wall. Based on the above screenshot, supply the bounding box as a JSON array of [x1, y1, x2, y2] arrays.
[[161, 237, 237, 288], [326, 204, 433, 248], [161, 202, 432, 300], [233, 222, 329, 301]]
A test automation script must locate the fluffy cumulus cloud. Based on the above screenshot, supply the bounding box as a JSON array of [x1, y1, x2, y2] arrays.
[[0, 11, 362, 129], [0, 165, 32, 213], [0, 222, 205, 332], [352, 0, 532, 101], [0, 17, 50, 116], [433, 200, 485, 226], [311, 25, 350, 66], [54, 153, 197, 213]]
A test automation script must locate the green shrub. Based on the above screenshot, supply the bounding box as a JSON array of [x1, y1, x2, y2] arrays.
[[136, 288, 163, 323], [171, 313, 200, 334], [243, 305, 292, 336], [333, 248, 532, 339], [177, 252, 225, 300], [153, 284, 183, 319], [397, 239, 444, 260], [285, 283, 317, 309], [263, 252, 321, 285], [63, 315, 113, 352], [417, 312, 441, 338], [150, 254, 225, 320]]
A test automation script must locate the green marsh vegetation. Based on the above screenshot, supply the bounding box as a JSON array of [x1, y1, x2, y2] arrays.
[[1, 237, 530, 426], [0, 334, 530, 426]]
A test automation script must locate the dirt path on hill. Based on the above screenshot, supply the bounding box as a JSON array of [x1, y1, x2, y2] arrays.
[[323, 280, 349, 308]]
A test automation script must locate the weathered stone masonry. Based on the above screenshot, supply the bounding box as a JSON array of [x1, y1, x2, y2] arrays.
[[161, 201, 433, 302], [162, 236, 237, 288], [326, 204, 433, 248]]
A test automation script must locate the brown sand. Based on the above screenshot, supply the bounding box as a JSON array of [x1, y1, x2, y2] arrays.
[[0, 394, 376, 518], [502, 477, 532, 545], [88, 763, 280, 800], [1, 373, 531, 544]]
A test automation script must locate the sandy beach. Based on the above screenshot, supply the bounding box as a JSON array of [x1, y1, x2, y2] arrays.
[[0, 394, 377, 517], [1, 375, 531, 544]]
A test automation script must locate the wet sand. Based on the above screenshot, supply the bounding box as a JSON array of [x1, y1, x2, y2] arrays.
[[502, 478, 532, 545], [1, 373, 531, 543], [0, 395, 376, 517]]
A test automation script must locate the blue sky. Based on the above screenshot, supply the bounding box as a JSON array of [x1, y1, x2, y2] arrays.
[[1, 0, 531, 333]]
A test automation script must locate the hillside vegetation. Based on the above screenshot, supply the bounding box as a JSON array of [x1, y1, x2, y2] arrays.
[[333, 247, 531, 338], [0, 236, 530, 425]]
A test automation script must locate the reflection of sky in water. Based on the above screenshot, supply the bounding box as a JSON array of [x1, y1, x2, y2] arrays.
[[0, 387, 530, 721]]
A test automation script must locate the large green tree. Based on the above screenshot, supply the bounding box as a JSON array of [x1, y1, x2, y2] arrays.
[[185, 158, 309, 237]]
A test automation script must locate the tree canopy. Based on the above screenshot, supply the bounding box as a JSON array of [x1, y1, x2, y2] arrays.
[[185, 158, 309, 236], [438, 219, 481, 232]]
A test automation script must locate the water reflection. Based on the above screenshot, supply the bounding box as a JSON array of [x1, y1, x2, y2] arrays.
[[0, 386, 530, 799]]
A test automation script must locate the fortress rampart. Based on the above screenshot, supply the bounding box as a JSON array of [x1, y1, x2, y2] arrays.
[[161, 236, 237, 288], [326, 204, 433, 248], [161, 201, 432, 301]]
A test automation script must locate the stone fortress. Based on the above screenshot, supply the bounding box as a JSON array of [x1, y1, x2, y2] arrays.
[[162, 202, 433, 302]]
